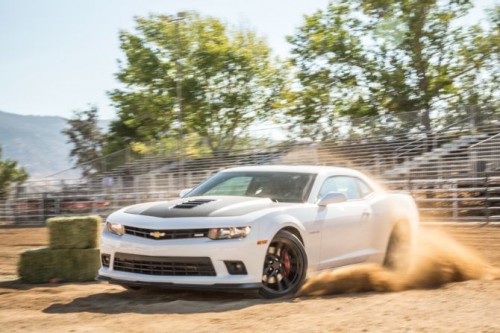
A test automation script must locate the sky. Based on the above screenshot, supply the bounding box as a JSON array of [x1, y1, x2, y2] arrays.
[[0, 0, 497, 120]]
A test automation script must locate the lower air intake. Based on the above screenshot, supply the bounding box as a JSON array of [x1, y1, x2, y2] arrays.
[[113, 253, 216, 276]]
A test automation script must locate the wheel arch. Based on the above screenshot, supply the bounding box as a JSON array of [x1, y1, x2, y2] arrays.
[[385, 214, 416, 253], [373, 193, 419, 265], [256, 212, 307, 247], [280, 226, 304, 245], [386, 193, 420, 238], [390, 218, 411, 237], [383, 217, 414, 271]]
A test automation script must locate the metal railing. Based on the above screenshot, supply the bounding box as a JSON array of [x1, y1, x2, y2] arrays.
[[468, 133, 500, 177], [3, 104, 500, 225], [393, 113, 475, 163], [0, 191, 178, 225], [4, 176, 500, 225], [385, 177, 500, 222]]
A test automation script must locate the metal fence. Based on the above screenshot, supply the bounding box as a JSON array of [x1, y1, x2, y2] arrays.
[[469, 133, 500, 177], [3, 104, 500, 225], [386, 177, 500, 222], [0, 191, 177, 225], [4, 175, 500, 224]]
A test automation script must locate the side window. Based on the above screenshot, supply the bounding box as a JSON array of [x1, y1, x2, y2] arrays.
[[318, 177, 338, 199], [356, 178, 373, 198], [318, 176, 362, 200]]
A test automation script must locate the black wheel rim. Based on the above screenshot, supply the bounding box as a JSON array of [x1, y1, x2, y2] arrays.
[[261, 239, 304, 295]]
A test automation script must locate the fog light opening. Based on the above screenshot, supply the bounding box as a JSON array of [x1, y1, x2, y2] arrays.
[[224, 261, 248, 275], [101, 254, 111, 267]]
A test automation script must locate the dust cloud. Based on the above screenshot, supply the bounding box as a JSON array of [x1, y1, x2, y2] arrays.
[[298, 228, 500, 297]]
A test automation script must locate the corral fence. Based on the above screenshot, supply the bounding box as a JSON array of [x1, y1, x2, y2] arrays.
[[2, 176, 500, 225], [2, 105, 500, 225], [4, 175, 500, 225], [386, 176, 500, 222]]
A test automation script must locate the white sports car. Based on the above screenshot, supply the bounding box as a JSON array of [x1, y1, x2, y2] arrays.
[[98, 165, 419, 298]]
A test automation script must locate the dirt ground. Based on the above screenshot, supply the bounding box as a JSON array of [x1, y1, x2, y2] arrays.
[[0, 224, 499, 333]]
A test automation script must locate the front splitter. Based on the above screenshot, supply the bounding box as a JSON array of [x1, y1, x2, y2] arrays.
[[96, 275, 262, 291]]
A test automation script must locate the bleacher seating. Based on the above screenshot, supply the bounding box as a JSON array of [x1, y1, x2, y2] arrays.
[[86, 123, 500, 192]]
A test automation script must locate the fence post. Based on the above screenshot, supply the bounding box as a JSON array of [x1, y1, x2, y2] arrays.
[[40, 192, 47, 224], [452, 181, 458, 221], [485, 174, 490, 224], [406, 172, 412, 194], [375, 153, 381, 176], [470, 149, 478, 177], [92, 195, 98, 214]]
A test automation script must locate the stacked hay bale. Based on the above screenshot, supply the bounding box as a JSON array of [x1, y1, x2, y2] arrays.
[[18, 216, 102, 283]]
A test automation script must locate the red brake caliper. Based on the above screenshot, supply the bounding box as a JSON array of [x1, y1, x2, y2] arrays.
[[282, 250, 291, 277]]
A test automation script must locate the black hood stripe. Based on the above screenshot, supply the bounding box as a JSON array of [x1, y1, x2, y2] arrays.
[[124, 196, 275, 218]]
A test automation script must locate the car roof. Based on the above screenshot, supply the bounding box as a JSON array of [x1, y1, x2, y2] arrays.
[[221, 165, 362, 176]]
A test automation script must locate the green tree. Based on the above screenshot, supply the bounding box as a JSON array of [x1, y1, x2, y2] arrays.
[[0, 146, 28, 199], [456, 4, 500, 107], [286, 0, 499, 139], [62, 106, 105, 177], [107, 12, 284, 156]]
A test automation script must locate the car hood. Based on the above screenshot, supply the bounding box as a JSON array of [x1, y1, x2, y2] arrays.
[[123, 196, 287, 218]]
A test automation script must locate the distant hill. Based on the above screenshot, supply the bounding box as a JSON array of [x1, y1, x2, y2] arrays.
[[0, 110, 109, 179]]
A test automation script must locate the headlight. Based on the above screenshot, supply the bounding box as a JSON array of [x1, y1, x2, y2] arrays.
[[105, 221, 125, 236], [208, 226, 251, 240]]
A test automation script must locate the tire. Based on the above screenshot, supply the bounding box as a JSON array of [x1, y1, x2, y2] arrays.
[[383, 222, 411, 272], [259, 230, 307, 299]]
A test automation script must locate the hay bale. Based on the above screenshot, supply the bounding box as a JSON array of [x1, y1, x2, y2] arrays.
[[18, 248, 55, 284], [18, 248, 100, 283], [47, 216, 101, 249]]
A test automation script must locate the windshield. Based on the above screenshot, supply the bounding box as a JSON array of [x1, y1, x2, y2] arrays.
[[186, 171, 316, 203]]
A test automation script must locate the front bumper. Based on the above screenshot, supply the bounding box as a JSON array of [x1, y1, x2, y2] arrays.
[[96, 275, 262, 290], [99, 230, 268, 286]]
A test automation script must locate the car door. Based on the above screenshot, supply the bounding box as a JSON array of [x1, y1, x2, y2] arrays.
[[316, 176, 373, 269]]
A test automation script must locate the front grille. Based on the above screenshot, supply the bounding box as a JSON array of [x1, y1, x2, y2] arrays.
[[113, 253, 216, 276], [124, 226, 209, 240]]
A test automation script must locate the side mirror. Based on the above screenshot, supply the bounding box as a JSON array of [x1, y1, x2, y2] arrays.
[[179, 188, 193, 198], [318, 192, 347, 206]]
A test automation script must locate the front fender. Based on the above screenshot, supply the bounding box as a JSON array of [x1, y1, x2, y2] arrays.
[[255, 211, 306, 243]]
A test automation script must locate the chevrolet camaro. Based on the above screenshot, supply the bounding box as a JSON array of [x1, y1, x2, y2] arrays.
[[98, 165, 419, 298]]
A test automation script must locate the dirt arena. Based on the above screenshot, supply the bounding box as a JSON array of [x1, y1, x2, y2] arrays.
[[0, 224, 499, 333]]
